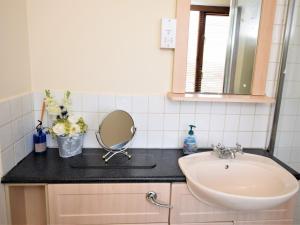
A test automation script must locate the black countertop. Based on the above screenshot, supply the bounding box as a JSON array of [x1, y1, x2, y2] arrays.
[[1, 148, 185, 183], [1, 148, 299, 184]]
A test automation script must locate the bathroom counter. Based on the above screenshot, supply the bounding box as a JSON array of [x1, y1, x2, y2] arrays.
[[1, 148, 299, 183], [1, 148, 186, 183]]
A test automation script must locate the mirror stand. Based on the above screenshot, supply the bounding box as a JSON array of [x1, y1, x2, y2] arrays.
[[95, 129, 136, 162]]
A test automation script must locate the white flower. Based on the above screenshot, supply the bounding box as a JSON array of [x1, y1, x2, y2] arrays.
[[68, 115, 80, 124], [52, 123, 66, 136], [69, 124, 81, 136]]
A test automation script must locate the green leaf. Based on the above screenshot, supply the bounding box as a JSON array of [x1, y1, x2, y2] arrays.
[[45, 89, 51, 98], [65, 90, 71, 99]]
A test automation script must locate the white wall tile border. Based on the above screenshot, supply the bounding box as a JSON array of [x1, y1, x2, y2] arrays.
[[34, 91, 274, 150], [0, 93, 35, 177]]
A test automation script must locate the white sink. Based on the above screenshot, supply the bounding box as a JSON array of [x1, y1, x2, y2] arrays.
[[178, 152, 299, 210]]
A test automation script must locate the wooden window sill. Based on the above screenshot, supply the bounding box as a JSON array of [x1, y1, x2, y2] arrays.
[[167, 92, 275, 103]]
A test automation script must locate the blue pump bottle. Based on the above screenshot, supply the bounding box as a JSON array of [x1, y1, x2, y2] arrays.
[[183, 125, 198, 155], [33, 120, 47, 153]]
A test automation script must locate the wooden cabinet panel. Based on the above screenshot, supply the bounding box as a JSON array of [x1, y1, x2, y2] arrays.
[[48, 183, 170, 225], [170, 183, 235, 224], [236, 220, 293, 225], [6, 185, 48, 225], [170, 183, 296, 224]]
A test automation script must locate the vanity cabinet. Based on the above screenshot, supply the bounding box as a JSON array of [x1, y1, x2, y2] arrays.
[[48, 183, 170, 225], [5, 182, 297, 225]]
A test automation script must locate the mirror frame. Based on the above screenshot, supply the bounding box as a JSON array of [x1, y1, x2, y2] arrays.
[[171, 0, 276, 101], [95, 110, 137, 162], [97, 110, 136, 151]]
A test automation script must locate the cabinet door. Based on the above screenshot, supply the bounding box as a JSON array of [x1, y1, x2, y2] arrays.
[[236, 196, 296, 221], [236, 220, 293, 225], [170, 183, 235, 224], [170, 183, 297, 224], [48, 183, 170, 225]]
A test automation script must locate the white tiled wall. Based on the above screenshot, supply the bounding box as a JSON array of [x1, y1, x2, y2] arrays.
[[33, 91, 273, 149], [274, 0, 300, 173], [272, 1, 300, 223], [0, 93, 35, 177], [0, 94, 33, 225]]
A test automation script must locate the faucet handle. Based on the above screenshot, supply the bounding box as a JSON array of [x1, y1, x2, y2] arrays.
[[212, 143, 224, 150], [235, 143, 243, 154], [217, 143, 225, 149]]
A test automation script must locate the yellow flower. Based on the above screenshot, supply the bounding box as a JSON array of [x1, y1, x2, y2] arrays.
[[69, 124, 80, 136]]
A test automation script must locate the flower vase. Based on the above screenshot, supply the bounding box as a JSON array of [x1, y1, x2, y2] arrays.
[[57, 134, 84, 158]]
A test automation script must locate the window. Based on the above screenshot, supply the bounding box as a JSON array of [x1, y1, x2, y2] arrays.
[[186, 6, 230, 93]]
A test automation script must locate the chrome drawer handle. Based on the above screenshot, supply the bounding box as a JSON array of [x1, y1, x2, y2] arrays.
[[146, 191, 173, 208]]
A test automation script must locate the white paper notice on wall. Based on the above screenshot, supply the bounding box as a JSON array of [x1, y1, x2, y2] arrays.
[[160, 18, 176, 49]]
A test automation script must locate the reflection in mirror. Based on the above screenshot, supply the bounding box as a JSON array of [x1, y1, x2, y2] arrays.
[[186, 0, 230, 93], [225, 0, 262, 94], [185, 0, 262, 95]]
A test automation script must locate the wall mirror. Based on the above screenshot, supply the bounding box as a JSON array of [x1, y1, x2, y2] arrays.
[[186, 0, 262, 95], [172, 0, 276, 102], [96, 110, 136, 162]]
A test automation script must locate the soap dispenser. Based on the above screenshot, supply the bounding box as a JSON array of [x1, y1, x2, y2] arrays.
[[33, 101, 47, 153], [183, 125, 198, 155], [33, 120, 47, 154]]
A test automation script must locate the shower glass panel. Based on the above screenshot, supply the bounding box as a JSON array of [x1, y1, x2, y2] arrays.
[[274, 0, 300, 172]]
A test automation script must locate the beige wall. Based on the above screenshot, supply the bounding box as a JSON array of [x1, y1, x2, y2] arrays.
[[0, 0, 31, 100], [27, 0, 176, 95], [0, 0, 31, 223]]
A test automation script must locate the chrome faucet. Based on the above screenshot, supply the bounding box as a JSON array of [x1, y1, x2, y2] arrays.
[[212, 143, 243, 159]]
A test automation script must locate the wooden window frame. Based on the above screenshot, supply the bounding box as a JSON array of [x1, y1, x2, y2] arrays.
[[190, 5, 230, 92], [171, 0, 276, 103]]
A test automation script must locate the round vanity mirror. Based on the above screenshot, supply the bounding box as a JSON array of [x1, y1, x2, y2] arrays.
[[96, 110, 136, 162]]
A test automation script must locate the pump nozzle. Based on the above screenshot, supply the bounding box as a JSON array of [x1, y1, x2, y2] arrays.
[[188, 125, 196, 135], [36, 120, 43, 132]]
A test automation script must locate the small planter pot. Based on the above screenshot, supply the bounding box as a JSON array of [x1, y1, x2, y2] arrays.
[[57, 134, 84, 158]]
